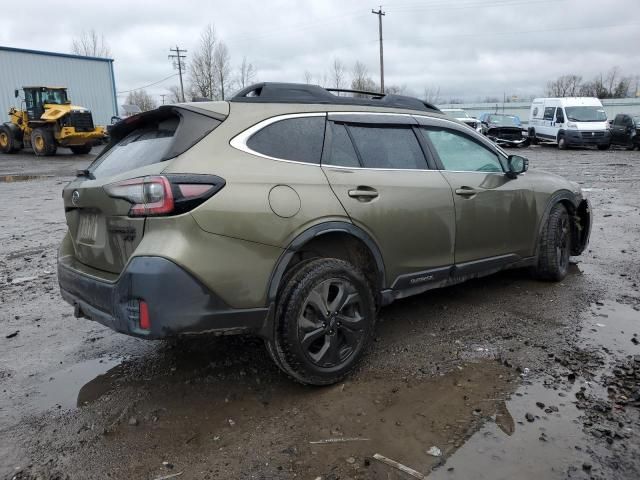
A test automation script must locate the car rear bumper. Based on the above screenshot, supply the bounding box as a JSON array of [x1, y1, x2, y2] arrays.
[[58, 255, 270, 339]]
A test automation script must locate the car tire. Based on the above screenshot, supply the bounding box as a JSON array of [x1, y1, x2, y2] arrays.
[[557, 134, 567, 150], [0, 125, 20, 154], [597, 143, 610, 151], [528, 128, 538, 145], [532, 203, 571, 282], [267, 258, 376, 385], [70, 145, 92, 155], [31, 128, 57, 156]]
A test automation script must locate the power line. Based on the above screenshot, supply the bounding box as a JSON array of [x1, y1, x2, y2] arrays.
[[169, 46, 187, 102], [372, 7, 386, 94], [116, 73, 178, 94]]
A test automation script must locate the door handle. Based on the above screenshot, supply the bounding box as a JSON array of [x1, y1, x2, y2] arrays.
[[455, 187, 481, 196], [348, 187, 378, 201]]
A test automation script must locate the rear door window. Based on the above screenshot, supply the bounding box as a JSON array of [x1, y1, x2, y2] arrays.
[[346, 125, 426, 170], [247, 116, 325, 164], [323, 123, 360, 168]]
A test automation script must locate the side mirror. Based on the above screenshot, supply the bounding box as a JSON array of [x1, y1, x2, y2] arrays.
[[14, 89, 19, 98], [506, 155, 528, 179]]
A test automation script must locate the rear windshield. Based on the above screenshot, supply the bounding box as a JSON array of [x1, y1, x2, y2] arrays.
[[91, 117, 179, 178], [89, 108, 223, 179]]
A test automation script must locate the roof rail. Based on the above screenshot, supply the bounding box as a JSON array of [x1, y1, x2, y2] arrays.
[[230, 82, 441, 113]]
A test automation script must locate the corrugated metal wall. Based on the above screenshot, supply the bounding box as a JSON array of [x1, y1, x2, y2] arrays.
[[0, 47, 116, 126]]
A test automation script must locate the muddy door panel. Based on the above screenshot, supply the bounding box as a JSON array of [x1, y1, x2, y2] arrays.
[[441, 171, 538, 262]]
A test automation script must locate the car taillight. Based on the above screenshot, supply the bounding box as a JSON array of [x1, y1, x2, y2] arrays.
[[104, 174, 225, 217]]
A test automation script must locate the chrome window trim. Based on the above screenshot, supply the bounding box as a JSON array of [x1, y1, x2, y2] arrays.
[[323, 165, 443, 173], [229, 111, 511, 173], [229, 112, 326, 166]]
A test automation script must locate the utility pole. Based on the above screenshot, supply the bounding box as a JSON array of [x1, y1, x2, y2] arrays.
[[372, 6, 385, 93], [169, 45, 187, 102], [160, 94, 167, 105]]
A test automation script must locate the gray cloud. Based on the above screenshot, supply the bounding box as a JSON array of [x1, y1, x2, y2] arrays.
[[1, 0, 638, 103]]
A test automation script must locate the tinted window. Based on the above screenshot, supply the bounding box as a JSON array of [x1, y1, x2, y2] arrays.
[[543, 107, 555, 121], [247, 117, 325, 163], [91, 116, 179, 178], [347, 125, 426, 170], [421, 128, 503, 173], [324, 123, 360, 167], [614, 115, 624, 126], [555, 108, 565, 123]]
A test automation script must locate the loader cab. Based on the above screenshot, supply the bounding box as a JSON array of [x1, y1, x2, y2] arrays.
[[22, 87, 69, 121]]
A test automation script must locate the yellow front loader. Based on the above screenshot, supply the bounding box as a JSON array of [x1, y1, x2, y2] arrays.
[[0, 86, 106, 156]]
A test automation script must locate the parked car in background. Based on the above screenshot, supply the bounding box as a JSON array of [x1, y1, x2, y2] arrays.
[[610, 113, 640, 150], [58, 82, 592, 385], [528, 97, 610, 150], [478, 113, 528, 148], [441, 108, 481, 132]]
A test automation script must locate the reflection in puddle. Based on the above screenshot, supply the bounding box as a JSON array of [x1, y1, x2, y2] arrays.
[[429, 301, 638, 479], [36, 357, 122, 411]]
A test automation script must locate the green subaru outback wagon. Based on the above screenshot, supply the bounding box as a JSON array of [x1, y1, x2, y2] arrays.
[[58, 83, 591, 385]]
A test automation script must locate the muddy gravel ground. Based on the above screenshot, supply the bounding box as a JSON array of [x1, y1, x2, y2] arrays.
[[1, 145, 639, 480]]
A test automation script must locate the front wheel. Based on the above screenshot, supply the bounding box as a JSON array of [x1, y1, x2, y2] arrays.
[[532, 203, 571, 282], [557, 134, 567, 150], [267, 258, 376, 385], [31, 128, 57, 156], [597, 143, 610, 151]]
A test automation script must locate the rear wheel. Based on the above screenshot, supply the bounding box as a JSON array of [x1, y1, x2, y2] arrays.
[[532, 203, 571, 282], [0, 125, 20, 154], [70, 145, 92, 155], [267, 258, 376, 385], [528, 128, 538, 145], [31, 128, 57, 156]]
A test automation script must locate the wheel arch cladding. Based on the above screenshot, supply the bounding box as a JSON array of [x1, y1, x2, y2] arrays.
[[266, 222, 386, 304]]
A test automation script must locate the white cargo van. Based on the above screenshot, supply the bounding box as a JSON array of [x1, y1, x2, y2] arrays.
[[528, 97, 610, 150]]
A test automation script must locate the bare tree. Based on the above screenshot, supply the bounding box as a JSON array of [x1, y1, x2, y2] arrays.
[[125, 89, 156, 112], [237, 56, 257, 90], [303, 70, 314, 84], [423, 87, 441, 104], [546, 74, 583, 97], [351, 61, 377, 94], [71, 29, 111, 58], [213, 41, 233, 100], [385, 85, 409, 95], [189, 24, 217, 99], [167, 85, 183, 103], [331, 58, 346, 90]]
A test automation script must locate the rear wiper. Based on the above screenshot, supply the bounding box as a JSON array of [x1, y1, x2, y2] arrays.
[[76, 169, 94, 179]]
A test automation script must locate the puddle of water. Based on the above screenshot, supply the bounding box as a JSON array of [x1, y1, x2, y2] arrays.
[[35, 357, 122, 411], [582, 302, 640, 358], [0, 174, 53, 183], [428, 379, 596, 480], [428, 302, 638, 479]]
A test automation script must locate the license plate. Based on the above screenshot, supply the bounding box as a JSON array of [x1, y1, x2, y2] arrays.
[[77, 212, 98, 244]]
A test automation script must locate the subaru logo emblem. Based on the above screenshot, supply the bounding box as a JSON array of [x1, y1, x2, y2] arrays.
[[591, 132, 595, 136], [72, 190, 80, 206]]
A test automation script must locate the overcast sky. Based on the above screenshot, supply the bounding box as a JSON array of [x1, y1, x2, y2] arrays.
[[2, 0, 639, 103]]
